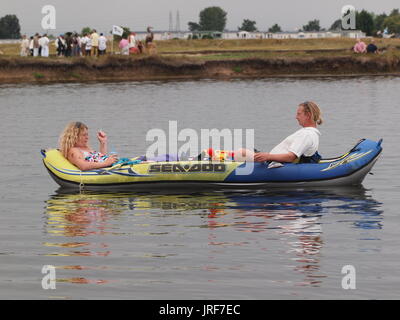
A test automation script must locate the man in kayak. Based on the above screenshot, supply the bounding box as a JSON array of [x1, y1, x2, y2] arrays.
[[236, 101, 323, 164]]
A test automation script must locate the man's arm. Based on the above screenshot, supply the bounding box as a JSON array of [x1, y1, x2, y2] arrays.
[[254, 152, 297, 163]]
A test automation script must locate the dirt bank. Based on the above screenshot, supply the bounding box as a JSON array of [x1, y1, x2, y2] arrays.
[[0, 54, 400, 84]]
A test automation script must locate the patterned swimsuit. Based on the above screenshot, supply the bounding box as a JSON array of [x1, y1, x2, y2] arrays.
[[82, 150, 108, 163]]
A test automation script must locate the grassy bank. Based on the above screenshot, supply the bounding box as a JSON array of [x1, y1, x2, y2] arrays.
[[1, 38, 400, 84]]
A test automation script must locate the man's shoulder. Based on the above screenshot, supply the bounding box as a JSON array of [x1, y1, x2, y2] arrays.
[[292, 127, 320, 139], [302, 127, 320, 134]]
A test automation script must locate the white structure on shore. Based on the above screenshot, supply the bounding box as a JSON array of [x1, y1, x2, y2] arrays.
[[263, 30, 366, 39], [166, 30, 366, 40]]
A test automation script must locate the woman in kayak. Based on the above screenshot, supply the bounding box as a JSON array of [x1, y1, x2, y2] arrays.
[[59, 121, 118, 170]]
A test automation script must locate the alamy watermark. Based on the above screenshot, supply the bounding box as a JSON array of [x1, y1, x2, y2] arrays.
[[341, 5, 356, 30], [41, 5, 56, 30], [341, 265, 356, 290], [146, 120, 255, 174], [41, 265, 56, 290]]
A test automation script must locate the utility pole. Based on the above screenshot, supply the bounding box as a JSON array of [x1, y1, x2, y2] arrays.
[[169, 11, 173, 33], [176, 10, 181, 34]]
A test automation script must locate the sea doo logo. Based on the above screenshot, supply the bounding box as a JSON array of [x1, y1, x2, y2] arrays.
[[149, 163, 226, 173]]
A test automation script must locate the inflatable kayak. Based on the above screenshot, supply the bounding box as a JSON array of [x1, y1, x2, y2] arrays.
[[42, 138, 382, 190]]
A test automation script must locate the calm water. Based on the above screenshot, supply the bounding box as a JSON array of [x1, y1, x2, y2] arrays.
[[0, 77, 399, 299]]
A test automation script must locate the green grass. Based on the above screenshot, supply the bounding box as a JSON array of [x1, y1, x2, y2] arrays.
[[157, 38, 400, 53], [67, 72, 82, 79], [32, 72, 45, 79], [232, 66, 243, 73]]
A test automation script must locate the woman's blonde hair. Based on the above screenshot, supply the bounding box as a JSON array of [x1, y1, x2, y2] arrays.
[[59, 122, 88, 158], [300, 101, 323, 125]]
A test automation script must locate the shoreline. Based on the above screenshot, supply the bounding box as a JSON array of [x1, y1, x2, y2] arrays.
[[1, 54, 400, 85]]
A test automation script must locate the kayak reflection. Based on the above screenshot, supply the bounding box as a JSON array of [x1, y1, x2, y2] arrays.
[[44, 186, 383, 239], [43, 186, 382, 287]]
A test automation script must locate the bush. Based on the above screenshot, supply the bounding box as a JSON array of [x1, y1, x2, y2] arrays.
[[33, 72, 45, 79], [232, 66, 243, 73]]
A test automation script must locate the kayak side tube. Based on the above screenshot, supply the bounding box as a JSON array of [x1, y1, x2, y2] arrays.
[[224, 139, 382, 186]]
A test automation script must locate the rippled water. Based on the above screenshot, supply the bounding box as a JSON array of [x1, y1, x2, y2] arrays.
[[1, 77, 399, 299]]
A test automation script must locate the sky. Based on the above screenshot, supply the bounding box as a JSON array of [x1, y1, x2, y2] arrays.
[[1, 0, 399, 35]]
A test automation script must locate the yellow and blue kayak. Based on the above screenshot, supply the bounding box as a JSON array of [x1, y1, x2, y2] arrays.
[[42, 139, 382, 190]]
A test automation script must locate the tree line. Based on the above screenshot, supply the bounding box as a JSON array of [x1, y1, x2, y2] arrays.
[[188, 6, 400, 36], [329, 9, 400, 35]]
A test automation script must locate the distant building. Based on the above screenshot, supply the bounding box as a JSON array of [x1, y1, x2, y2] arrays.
[[186, 31, 223, 39], [169, 30, 366, 40], [263, 30, 366, 39], [162, 30, 366, 40]]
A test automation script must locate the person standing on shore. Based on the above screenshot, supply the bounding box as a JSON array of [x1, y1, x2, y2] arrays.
[[128, 32, 138, 54], [65, 33, 72, 57], [85, 34, 92, 56], [119, 37, 129, 55], [56, 35, 66, 57], [91, 29, 99, 57], [39, 34, 50, 57], [145, 26, 156, 54], [20, 35, 30, 56], [72, 33, 81, 56], [33, 33, 40, 57], [28, 36, 34, 56], [98, 33, 107, 55], [80, 33, 87, 56]]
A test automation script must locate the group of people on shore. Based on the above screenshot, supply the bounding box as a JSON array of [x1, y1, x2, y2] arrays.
[[353, 38, 379, 54], [118, 27, 156, 55], [20, 30, 109, 57], [20, 33, 50, 57], [20, 27, 156, 58], [54, 30, 108, 57], [119, 32, 144, 55]]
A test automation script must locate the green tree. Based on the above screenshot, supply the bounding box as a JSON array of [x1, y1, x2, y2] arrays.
[[356, 10, 375, 36], [199, 6, 227, 31], [329, 19, 342, 31], [81, 27, 92, 35], [0, 14, 21, 39], [121, 27, 131, 39], [188, 21, 201, 31], [383, 14, 400, 34], [374, 13, 388, 33], [302, 19, 321, 31], [238, 19, 257, 32], [113, 26, 131, 40], [268, 23, 282, 33]]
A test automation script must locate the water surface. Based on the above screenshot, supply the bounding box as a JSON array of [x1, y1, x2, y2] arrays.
[[0, 77, 399, 299]]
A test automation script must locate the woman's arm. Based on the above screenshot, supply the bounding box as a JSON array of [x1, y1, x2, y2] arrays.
[[97, 130, 108, 155], [68, 148, 117, 171]]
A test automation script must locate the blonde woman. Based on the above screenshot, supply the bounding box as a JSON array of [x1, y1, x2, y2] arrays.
[[59, 122, 118, 170], [236, 101, 323, 163]]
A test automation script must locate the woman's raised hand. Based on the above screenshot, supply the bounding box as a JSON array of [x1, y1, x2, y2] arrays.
[[97, 130, 108, 144]]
